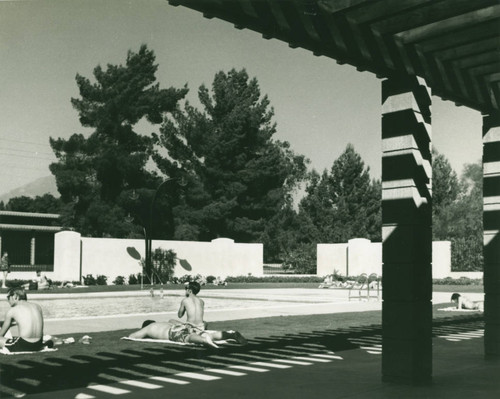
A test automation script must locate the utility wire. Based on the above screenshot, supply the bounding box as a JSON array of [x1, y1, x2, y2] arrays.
[[0, 137, 51, 147], [0, 146, 54, 157]]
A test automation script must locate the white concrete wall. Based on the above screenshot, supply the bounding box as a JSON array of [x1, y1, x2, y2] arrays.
[[347, 238, 382, 276], [317, 239, 454, 279], [50, 234, 263, 284], [317, 243, 348, 276], [431, 241, 452, 278]]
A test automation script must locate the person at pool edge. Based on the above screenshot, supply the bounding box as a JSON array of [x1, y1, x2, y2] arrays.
[[451, 292, 484, 311], [0, 287, 46, 352], [129, 281, 247, 347]]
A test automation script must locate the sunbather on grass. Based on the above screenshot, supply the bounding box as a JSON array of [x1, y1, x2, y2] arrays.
[[129, 319, 219, 348], [451, 293, 483, 311]]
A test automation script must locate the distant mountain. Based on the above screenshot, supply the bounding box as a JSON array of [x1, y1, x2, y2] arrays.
[[0, 175, 59, 203]]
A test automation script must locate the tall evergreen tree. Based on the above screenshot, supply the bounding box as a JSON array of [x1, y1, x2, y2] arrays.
[[299, 144, 381, 244], [432, 148, 460, 217], [152, 69, 308, 242], [433, 160, 483, 270], [49, 45, 188, 237]]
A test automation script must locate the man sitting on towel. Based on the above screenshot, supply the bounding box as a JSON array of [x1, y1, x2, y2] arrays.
[[128, 281, 247, 347], [0, 287, 45, 352], [176, 281, 246, 345]]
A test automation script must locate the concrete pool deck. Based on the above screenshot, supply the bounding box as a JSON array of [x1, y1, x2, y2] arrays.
[[37, 288, 482, 335]]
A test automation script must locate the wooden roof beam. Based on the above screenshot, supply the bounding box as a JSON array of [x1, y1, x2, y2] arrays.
[[435, 37, 500, 61], [345, 0, 435, 24], [317, 0, 376, 14], [415, 20, 498, 52], [397, 4, 500, 44], [453, 52, 500, 69]]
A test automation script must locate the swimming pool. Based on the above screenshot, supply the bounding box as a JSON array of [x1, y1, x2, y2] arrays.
[[0, 289, 345, 320]]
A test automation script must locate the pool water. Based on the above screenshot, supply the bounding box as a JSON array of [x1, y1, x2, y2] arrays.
[[0, 294, 290, 320]]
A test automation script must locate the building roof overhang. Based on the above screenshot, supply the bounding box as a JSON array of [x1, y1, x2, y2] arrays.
[[0, 224, 63, 232], [0, 211, 60, 219], [169, 0, 500, 115]]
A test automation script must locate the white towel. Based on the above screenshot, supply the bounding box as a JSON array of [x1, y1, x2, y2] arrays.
[[121, 336, 229, 346], [438, 306, 481, 312], [0, 346, 58, 355]]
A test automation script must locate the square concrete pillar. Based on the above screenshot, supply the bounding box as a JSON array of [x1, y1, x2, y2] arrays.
[[483, 113, 500, 358], [381, 76, 432, 384]]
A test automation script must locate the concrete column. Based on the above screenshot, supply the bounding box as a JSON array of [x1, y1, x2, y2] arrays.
[[54, 231, 82, 282], [381, 76, 432, 384], [483, 113, 500, 358], [30, 236, 36, 265]]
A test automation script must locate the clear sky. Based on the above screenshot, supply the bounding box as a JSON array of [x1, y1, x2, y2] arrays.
[[0, 0, 483, 196]]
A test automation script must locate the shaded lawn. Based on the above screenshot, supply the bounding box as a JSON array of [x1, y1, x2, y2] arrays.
[[0, 302, 478, 366], [0, 303, 483, 397]]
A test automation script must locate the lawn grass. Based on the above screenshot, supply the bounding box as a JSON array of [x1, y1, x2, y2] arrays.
[[0, 302, 483, 397], [0, 302, 478, 366]]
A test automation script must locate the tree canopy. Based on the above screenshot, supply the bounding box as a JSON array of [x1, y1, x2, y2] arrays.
[[49, 45, 188, 237], [152, 69, 308, 243], [299, 144, 381, 244], [432, 157, 482, 271], [3, 194, 62, 214]]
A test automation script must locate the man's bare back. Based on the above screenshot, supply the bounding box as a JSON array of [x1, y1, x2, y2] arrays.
[[0, 288, 44, 349], [8, 302, 43, 341], [178, 295, 205, 327]]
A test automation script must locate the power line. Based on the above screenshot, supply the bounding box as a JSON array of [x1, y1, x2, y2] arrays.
[[0, 151, 55, 161], [0, 161, 52, 171], [0, 146, 55, 157], [0, 137, 51, 147]]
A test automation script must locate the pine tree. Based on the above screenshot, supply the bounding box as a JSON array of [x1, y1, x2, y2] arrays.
[[49, 45, 188, 236], [152, 69, 308, 242]]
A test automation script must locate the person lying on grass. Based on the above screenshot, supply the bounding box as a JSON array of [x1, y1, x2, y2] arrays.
[[0, 287, 47, 352], [451, 293, 484, 311]]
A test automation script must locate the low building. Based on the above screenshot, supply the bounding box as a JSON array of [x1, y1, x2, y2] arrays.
[[0, 210, 63, 273]]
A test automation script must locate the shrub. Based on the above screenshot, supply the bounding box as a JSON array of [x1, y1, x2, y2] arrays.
[[128, 274, 139, 285], [95, 275, 108, 285], [282, 243, 316, 274], [139, 248, 177, 284], [194, 274, 206, 285], [206, 275, 216, 284], [225, 275, 323, 283], [433, 277, 482, 285], [151, 248, 177, 283], [113, 275, 126, 285], [83, 274, 96, 286], [178, 274, 193, 284]]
